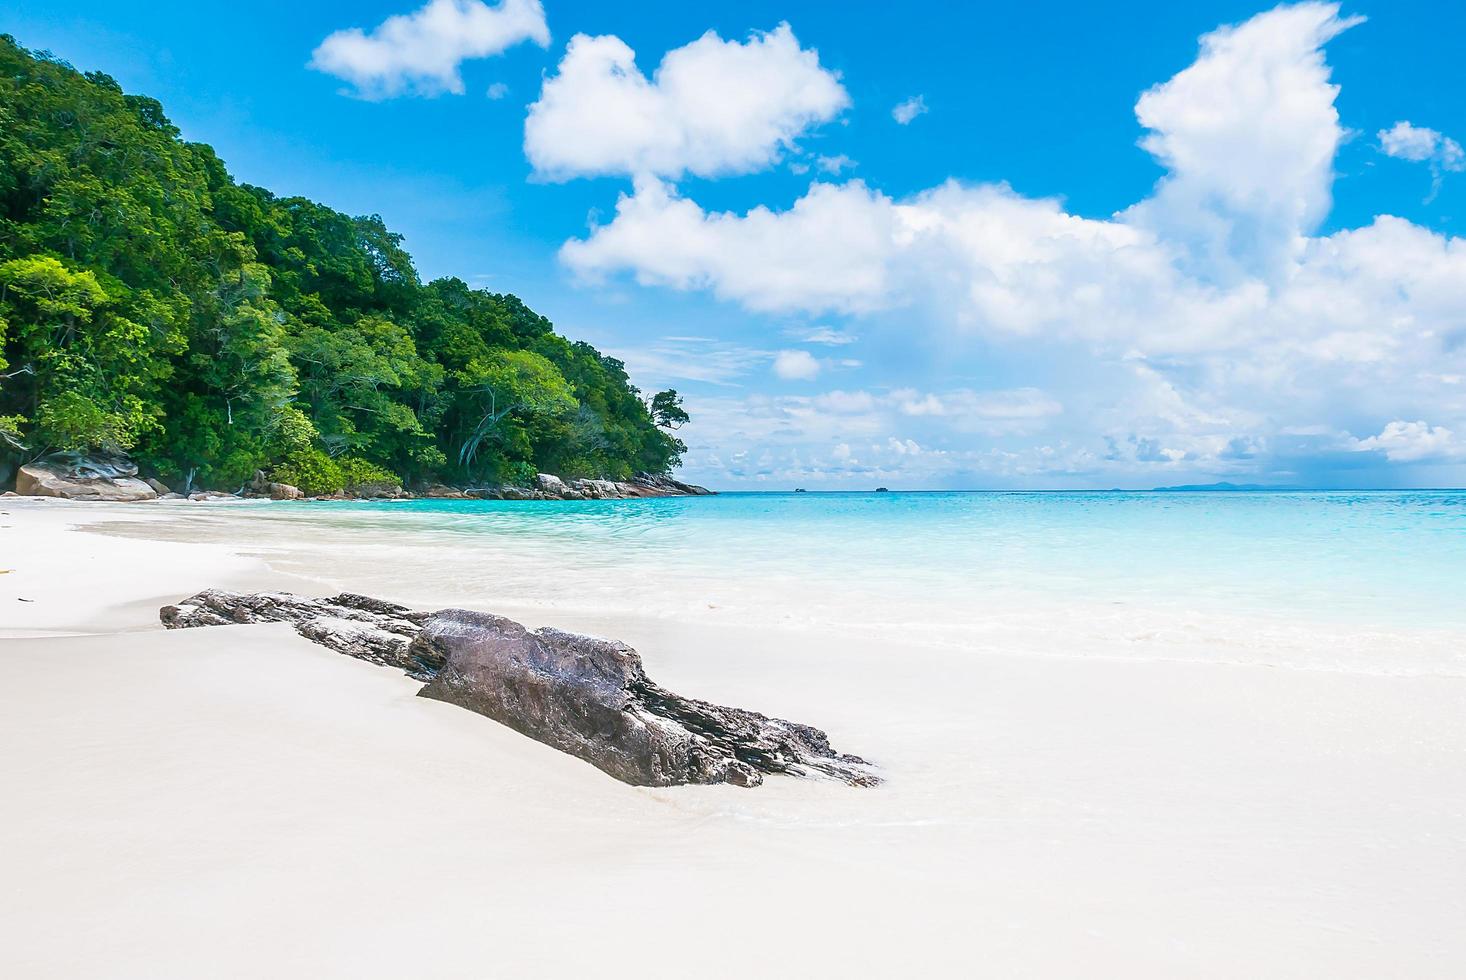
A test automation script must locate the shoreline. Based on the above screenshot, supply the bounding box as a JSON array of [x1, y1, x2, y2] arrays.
[[2, 499, 1464, 977]]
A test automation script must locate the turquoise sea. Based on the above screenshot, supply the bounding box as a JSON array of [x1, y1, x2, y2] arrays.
[[163, 490, 1466, 675]]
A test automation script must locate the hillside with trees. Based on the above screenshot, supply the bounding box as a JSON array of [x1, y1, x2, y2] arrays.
[[0, 36, 688, 494]]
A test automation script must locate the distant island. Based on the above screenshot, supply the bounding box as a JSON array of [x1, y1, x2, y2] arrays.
[[0, 37, 688, 497]]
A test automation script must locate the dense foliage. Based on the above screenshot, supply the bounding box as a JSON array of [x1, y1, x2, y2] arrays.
[[0, 36, 687, 491]]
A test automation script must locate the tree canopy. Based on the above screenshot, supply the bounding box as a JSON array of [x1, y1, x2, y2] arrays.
[[0, 36, 688, 491]]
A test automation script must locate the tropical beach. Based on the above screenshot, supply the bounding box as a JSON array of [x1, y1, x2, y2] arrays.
[[3, 493, 1465, 977], [6, 0, 1466, 975]]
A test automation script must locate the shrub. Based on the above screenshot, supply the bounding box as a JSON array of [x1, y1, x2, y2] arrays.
[[338, 457, 401, 491], [499, 460, 538, 487], [270, 448, 343, 496]]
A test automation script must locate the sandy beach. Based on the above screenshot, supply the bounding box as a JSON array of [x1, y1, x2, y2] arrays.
[[2, 497, 1464, 978]]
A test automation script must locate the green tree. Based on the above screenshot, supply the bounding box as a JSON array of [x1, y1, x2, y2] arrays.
[[454, 349, 575, 470], [650, 389, 690, 430], [0, 255, 170, 453]]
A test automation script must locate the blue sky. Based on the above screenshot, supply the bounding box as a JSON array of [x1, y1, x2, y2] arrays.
[[4, 1, 1465, 488]]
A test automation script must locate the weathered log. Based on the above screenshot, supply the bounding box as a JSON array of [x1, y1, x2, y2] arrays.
[[160, 590, 876, 788]]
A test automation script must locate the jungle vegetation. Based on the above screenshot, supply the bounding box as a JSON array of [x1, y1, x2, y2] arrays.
[[0, 35, 688, 494]]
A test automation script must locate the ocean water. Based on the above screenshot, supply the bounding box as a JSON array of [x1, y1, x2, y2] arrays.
[[149, 490, 1466, 675]]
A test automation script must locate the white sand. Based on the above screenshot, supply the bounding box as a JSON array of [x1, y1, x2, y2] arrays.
[[1, 498, 1464, 977]]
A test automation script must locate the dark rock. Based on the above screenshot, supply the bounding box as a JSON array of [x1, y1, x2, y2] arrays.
[[268, 482, 303, 500], [349, 482, 404, 500], [422, 484, 467, 498], [414, 608, 877, 788], [160, 590, 875, 788], [631, 472, 714, 496], [495, 473, 715, 501], [145, 477, 173, 495], [160, 589, 440, 678]]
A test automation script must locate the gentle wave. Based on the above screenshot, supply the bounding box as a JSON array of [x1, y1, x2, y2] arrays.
[[105, 490, 1466, 675]]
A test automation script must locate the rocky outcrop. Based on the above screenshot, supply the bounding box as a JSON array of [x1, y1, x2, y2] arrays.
[[246, 470, 306, 501], [160, 589, 440, 678], [160, 590, 875, 788], [415, 608, 877, 787], [8, 458, 710, 504], [422, 484, 467, 498], [460, 472, 714, 502], [16, 453, 157, 501]]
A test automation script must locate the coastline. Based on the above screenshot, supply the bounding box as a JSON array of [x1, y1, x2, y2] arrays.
[[2, 498, 1464, 977]]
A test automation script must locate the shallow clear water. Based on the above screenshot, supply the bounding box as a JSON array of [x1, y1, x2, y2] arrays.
[[294, 490, 1465, 617], [136, 490, 1466, 674]]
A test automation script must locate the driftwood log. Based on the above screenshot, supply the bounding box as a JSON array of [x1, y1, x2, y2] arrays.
[[160, 590, 877, 789]]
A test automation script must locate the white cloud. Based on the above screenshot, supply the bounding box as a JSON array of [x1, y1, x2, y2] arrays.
[[673, 385, 1072, 486], [894, 387, 1063, 421], [525, 23, 848, 180], [599, 336, 773, 387], [791, 325, 857, 346], [486, 81, 510, 100], [561, 177, 898, 313], [813, 390, 877, 413], [1379, 121, 1463, 168], [566, 4, 1466, 484], [1355, 421, 1461, 462], [816, 154, 856, 174], [311, 0, 549, 99], [545, 2, 1466, 488], [1378, 121, 1464, 200], [892, 95, 928, 125], [1122, 1, 1363, 280], [773, 349, 822, 380]]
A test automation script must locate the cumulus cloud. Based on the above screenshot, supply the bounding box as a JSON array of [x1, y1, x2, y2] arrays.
[[773, 349, 822, 380], [1355, 421, 1461, 462], [311, 0, 549, 99], [1379, 121, 1463, 167], [524, 23, 848, 180], [1123, 1, 1362, 280], [566, 3, 1466, 484], [561, 177, 898, 312], [892, 95, 928, 125]]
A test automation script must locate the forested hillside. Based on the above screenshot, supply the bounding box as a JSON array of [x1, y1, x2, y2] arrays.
[[0, 36, 688, 493]]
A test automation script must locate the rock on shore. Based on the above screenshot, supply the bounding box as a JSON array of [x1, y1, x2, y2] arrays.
[[160, 589, 874, 788], [480, 472, 714, 501], [9, 453, 713, 503], [15, 453, 157, 501]]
